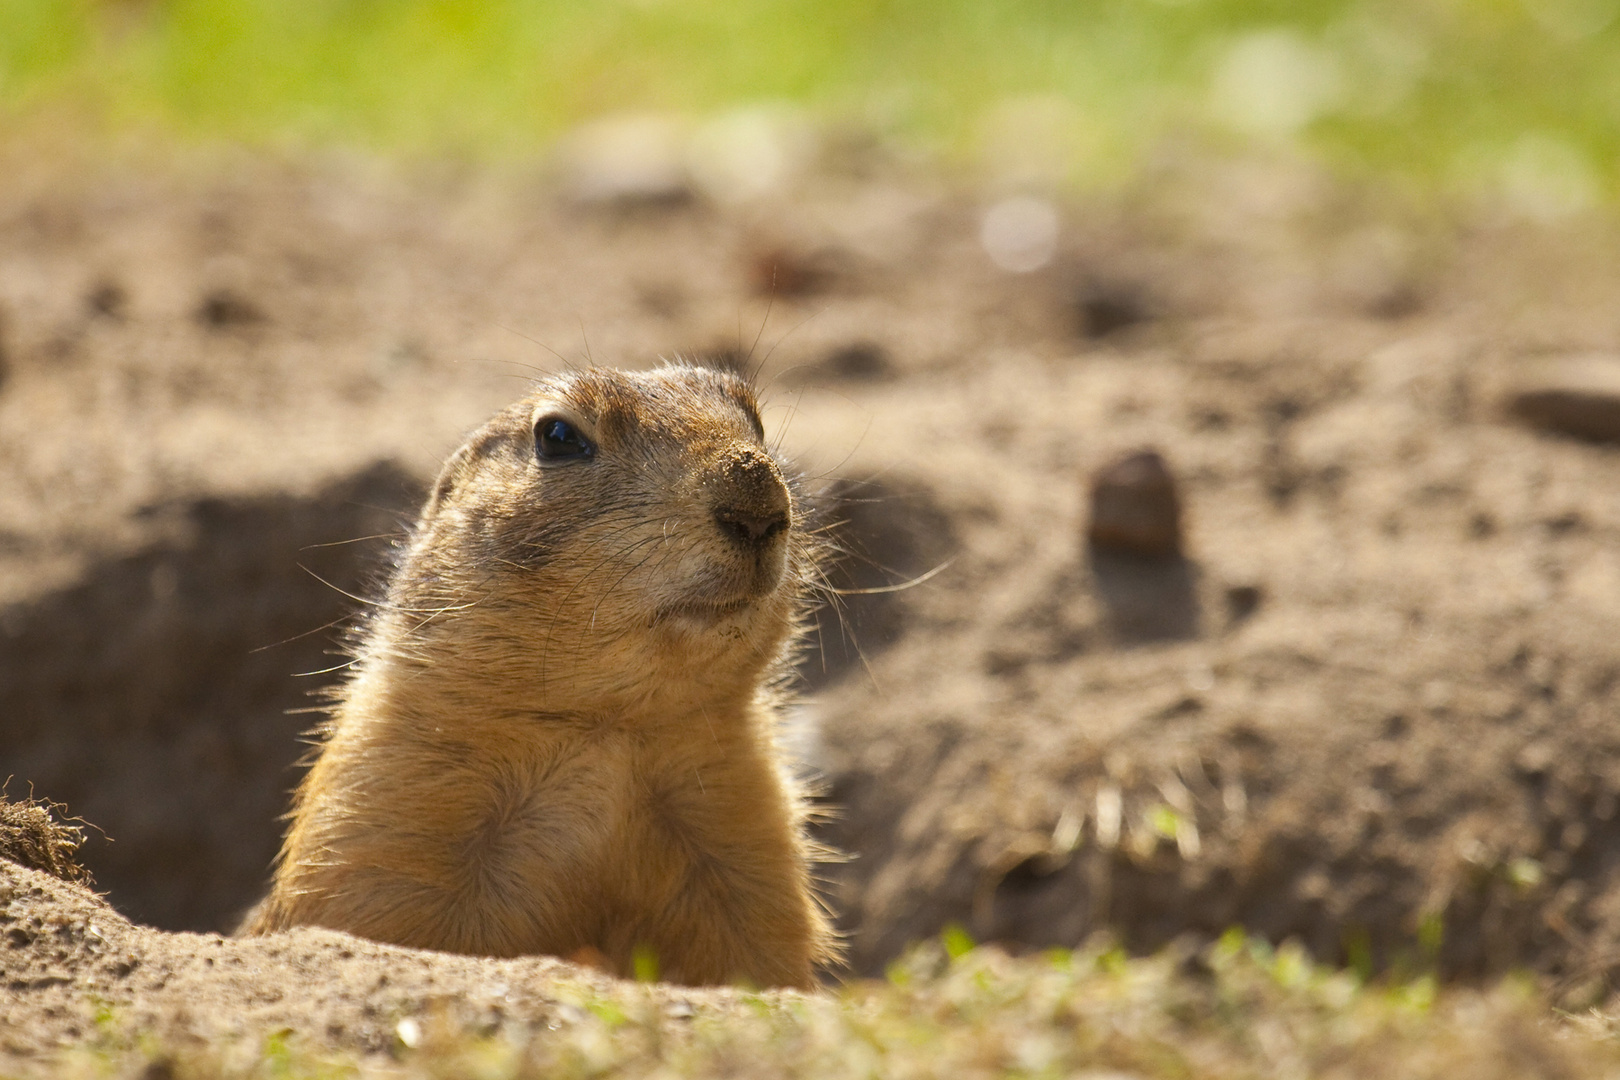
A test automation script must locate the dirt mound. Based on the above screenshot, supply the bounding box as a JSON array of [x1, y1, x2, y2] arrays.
[[809, 331, 1620, 996], [14, 856, 1620, 1080], [5, 157, 1620, 1011], [0, 857, 718, 1063], [0, 797, 90, 886]]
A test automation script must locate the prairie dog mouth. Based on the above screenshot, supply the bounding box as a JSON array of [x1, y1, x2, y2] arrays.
[[654, 597, 753, 627]]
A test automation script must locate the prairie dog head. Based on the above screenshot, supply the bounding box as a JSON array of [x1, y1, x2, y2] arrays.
[[375, 363, 813, 717]]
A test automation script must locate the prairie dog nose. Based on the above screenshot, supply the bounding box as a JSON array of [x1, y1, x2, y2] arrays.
[[710, 447, 790, 548], [715, 506, 789, 545]]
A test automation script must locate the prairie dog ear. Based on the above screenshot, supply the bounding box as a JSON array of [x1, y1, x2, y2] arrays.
[[422, 425, 509, 521], [422, 442, 478, 522]]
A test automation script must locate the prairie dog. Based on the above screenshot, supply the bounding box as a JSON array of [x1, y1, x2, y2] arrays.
[[245, 363, 837, 989]]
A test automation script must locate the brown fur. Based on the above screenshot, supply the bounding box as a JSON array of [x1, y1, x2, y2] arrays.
[[244, 364, 838, 989]]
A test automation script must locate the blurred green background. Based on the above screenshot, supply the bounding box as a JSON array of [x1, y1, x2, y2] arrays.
[[1, 0, 1616, 208]]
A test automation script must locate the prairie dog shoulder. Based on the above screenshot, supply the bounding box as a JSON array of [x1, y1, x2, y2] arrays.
[[247, 363, 837, 989]]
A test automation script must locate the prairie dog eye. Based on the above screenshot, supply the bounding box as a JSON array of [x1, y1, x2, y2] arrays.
[[534, 416, 595, 462]]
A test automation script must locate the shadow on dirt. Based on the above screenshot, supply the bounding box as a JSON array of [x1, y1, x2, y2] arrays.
[[1088, 550, 1201, 642], [797, 477, 955, 692], [0, 463, 420, 931]]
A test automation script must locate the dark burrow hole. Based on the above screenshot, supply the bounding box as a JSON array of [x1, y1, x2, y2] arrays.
[[0, 462, 420, 932]]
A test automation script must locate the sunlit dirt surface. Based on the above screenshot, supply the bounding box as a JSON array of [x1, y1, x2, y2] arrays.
[[7, 153, 1620, 1058]]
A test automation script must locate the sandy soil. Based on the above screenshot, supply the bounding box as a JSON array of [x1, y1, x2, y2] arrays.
[[0, 857, 728, 1062], [7, 148, 1620, 1055]]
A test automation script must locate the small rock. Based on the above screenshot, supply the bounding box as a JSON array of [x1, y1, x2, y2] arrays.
[[1507, 354, 1620, 443], [1086, 449, 1184, 558], [1512, 388, 1620, 442]]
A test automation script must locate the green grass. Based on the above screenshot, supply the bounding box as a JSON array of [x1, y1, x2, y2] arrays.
[[38, 933, 1620, 1080], [2, 0, 1619, 203]]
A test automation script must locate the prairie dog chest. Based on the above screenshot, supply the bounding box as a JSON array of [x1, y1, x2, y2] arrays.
[[467, 726, 723, 882]]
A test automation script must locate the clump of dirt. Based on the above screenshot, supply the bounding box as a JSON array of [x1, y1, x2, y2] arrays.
[[0, 797, 90, 886]]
